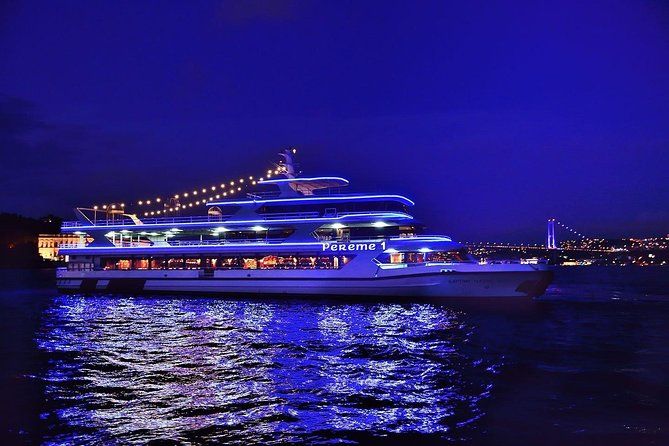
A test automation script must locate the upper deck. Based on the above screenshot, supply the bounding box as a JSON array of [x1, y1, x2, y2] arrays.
[[60, 151, 422, 252], [62, 191, 415, 231]]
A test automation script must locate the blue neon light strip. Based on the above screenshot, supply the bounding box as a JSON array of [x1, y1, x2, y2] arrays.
[[258, 176, 350, 185], [207, 194, 415, 207], [389, 236, 453, 242], [63, 212, 414, 232], [58, 239, 384, 252]]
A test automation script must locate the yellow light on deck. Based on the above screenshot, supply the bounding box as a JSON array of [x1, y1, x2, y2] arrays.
[[252, 181, 256, 185], [216, 194, 220, 199], [193, 190, 198, 195], [144, 212, 148, 216], [223, 192, 227, 196], [156, 198, 161, 203], [211, 186, 216, 190], [188, 203, 193, 207], [103, 205, 107, 209], [146, 200, 151, 205], [138, 201, 143, 205], [239, 178, 244, 183], [121, 203, 125, 207], [237, 187, 241, 191], [111, 204, 116, 209], [174, 194, 179, 199], [249, 176, 253, 180], [93, 205, 98, 210], [184, 192, 189, 197], [267, 169, 272, 175], [201, 188, 206, 193], [230, 181, 235, 186]]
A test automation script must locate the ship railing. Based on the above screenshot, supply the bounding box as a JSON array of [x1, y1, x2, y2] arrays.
[[168, 238, 286, 246], [58, 238, 288, 249], [62, 214, 234, 228], [59, 243, 88, 248], [246, 191, 281, 199]]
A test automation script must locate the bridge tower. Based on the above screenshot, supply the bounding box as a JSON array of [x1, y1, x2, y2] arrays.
[[547, 218, 557, 250]]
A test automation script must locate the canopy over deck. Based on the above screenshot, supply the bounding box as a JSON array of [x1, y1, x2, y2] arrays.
[[259, 176, 349, 195]]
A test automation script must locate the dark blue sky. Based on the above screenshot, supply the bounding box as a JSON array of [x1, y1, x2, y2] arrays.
[[1, 0, 668, 242]]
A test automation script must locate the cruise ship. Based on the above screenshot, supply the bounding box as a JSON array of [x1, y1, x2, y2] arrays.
[[57, 149, 552, 298]]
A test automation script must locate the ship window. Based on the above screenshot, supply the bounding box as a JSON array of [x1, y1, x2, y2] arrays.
[[427, 250, 473, 263], [167, 257, 185, 269], [374, 249, 474, 264], [243, 258, 258, 269], [103, 258, 116, 270], [134, 258, 150, 270], [259, 255, 277, 269], [258, 255, 299, 269], [151, 257, 166, 270], [117, 259, 131, 270], [390, 252, 404, 263], [218, 256, 241, 269], [185, 258, 200, 269]]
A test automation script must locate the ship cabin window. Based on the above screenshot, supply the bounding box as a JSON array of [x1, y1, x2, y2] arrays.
[[376, 250, 474, 265], [98, 254, 353, 270], [243, 257, 258, 269], [151, 257, 166, 270], [258, 200, 409, 217], [185, 258, 201, 269], [133, 258, 150, 270], [66, 262, 94, 271], [315, 225, 399, 241], [234, 255, 351, 270], [167, 257, 185, 269], [102, 258, 132, 270], [219, 256, 241, 268]]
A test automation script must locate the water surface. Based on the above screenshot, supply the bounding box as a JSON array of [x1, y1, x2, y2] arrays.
[[1, 267, 668, 445]]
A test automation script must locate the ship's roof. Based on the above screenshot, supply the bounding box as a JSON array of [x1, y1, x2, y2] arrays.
[[258, 176, 349, 195]]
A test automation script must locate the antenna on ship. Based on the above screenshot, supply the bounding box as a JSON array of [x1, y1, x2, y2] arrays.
[[277, 147, 299, 178]]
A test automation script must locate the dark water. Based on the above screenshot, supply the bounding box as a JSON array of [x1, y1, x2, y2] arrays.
[[1, 268, 668, 445]]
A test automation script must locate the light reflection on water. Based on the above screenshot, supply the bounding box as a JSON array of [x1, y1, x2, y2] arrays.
[[36, 296, 497, 445]]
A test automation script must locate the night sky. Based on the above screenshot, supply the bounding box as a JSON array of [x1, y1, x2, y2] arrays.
[[1, 0, 668, 243]]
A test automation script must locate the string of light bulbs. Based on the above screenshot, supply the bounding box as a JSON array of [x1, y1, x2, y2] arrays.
[[91, 165, 290, 217]]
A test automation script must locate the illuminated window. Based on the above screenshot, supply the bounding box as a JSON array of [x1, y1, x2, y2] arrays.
[[185, 258, 200, 269], [243, 258, 258, 269]]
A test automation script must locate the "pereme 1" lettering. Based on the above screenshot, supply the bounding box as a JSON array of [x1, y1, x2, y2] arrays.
[[321, 242, 380, 252]]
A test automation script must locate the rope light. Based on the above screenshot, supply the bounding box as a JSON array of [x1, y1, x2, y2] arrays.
[[92, 169, 274, 216]]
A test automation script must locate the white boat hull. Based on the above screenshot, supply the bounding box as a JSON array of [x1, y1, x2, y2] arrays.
[[57, 267, 552, 298]]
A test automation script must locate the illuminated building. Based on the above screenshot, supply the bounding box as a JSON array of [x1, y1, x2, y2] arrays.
[[38, 233, 92, 261]]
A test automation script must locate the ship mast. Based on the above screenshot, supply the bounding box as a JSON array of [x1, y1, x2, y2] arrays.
[[278, 147, 298, 178]]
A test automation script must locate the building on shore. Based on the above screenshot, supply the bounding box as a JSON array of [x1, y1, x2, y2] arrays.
[[38, 234, 91, 261]]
